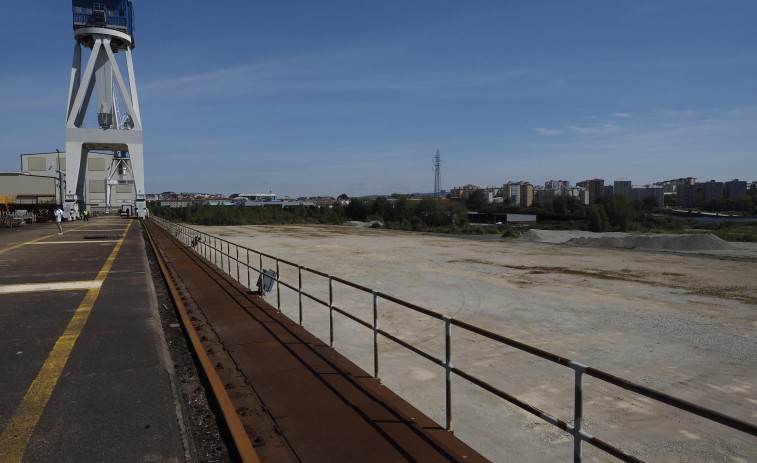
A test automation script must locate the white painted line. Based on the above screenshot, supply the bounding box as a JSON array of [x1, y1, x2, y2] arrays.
[[0, 280, 103, 294], [67, 229, 128, 232]]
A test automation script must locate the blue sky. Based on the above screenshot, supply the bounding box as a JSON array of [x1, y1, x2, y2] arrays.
[[1, 1, 755, 197]]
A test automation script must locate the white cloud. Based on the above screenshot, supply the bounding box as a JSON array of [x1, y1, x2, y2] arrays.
[[612, 112, 632, 117], [534, 128, 564, 136], [653, 109, 698, 119], [567, 124, 618, 135]]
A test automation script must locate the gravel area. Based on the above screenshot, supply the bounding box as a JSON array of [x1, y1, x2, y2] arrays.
[[191, 224, 757, 463]]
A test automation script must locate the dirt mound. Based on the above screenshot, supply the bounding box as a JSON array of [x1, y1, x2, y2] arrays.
[[343, 220, 383, 228], [519, 229, 733, 252], [566, 233, 732, 251]]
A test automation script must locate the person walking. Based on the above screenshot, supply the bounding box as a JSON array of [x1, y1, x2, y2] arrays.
[[83, 209, 89, 221], [54, 206, 64, 235]]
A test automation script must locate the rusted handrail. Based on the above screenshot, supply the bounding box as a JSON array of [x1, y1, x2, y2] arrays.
[[154, 217, 757, 463]]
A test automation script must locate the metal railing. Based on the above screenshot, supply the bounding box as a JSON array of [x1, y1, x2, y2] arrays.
[[73, 13, 128, 29], [152, 217, 757, 463], [1, 211, 35, 229]]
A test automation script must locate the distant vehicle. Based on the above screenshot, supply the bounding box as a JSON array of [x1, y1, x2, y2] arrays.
[[72, 1, 135, 38], [119, 204, 133, 217]]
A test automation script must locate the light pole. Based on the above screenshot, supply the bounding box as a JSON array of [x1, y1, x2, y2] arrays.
[[55, 149, 65, 207]]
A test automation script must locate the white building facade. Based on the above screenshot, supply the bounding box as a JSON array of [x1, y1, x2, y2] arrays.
[[20, 151, 136, 214]]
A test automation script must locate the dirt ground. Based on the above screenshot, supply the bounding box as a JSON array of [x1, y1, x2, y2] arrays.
[[194, 224, 757, 463]]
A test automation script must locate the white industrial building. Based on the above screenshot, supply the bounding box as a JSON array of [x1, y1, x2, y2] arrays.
[[0, 172, 59, 206], [9, 151, 138, 214]]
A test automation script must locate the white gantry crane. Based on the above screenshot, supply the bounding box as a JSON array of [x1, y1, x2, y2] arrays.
[[65, 1, 147, 218]]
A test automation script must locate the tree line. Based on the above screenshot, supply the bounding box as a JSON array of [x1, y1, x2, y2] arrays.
[[148, 196, 470, 232], [149, 187, 757, 236]]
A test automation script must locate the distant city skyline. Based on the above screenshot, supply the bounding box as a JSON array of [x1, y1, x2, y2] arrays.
[[153, 175, 754, 200], [1, 1, 756, 198]]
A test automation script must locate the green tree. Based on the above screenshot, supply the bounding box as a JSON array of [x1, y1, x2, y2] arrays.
[[601, 194, 634, 231], [371, 196, 390, 221], [389, 196, 411, 222], [734, 194, 755, 214], [346, 198, 371, 221], [447, 201, 469, 226], [416, 196, 444, 227], [551, 195, 569, 215], [588, 205, 609, 232], [465, 190, 487, 211], [642, 195, 659, 210]]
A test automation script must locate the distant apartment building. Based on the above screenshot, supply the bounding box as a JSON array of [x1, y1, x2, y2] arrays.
[[501, 182, 533, 206], [544, 180, 570, 191], [614, 180, 632, 198], [519, 183, 533, 207], [677, 184, 698, 208], [502, 182, 521, 204], [701, 180, 724, 203], [656, 177, 697, 194], [725, 179, 747, 199], [482, 186, 500, 203], [579, 179, 604, 204], [533, 187, 555, 204], [159, 199, 209, 208], [630, 185, 664, 206], [449, 184, 480, 200], [565, 187, 589, 205]]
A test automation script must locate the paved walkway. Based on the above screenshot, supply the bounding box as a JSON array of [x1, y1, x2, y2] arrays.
[[0, 218, 187, 463]]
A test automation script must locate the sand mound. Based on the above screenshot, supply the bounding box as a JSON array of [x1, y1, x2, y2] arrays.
[[343, 220, 383, 228], [518, 229, 733, 252]]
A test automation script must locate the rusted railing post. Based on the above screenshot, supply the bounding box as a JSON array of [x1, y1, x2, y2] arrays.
[[276, 258, 281, 311], [329, 275, 334, 348], [246, 249, 251, 289], [570, 361, 587, 463], [444, 316, 453, 432], [373, 291, 379, 379], [298, 266, 303, 326], [258, 253, 263, 291]]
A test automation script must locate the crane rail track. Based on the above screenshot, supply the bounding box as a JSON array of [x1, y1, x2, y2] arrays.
[[144, 218, 487, 463]]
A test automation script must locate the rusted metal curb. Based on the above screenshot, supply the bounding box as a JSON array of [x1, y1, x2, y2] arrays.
[[144, 220, 261, 463]]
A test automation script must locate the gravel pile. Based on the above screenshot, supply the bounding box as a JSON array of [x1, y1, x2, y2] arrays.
[[518, 229, 733, 252]]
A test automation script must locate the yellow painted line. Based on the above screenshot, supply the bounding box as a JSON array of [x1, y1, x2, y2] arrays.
[[0, 234, 56, 254], [28, 241, 120, 245], [0, 281, 103, 295], [0, 223, 92, 254], [0, 221, 132, 462]]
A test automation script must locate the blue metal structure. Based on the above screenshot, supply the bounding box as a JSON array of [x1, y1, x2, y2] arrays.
[[72, 1, 134, 37]]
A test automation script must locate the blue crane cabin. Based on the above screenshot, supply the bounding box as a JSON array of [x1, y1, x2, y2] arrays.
[[72, 1, 135, 37]]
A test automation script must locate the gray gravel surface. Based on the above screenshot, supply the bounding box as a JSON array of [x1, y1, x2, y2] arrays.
[[193, 224, 757, 463]]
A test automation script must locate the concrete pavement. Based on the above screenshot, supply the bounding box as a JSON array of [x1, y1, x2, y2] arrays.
[[0, 217, 187, 462]]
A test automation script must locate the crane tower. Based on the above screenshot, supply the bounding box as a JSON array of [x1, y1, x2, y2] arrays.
[[65, 1, 146, 218]]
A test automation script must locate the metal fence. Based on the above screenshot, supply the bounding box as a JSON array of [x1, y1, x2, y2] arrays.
[[73, 13, 129, 29], [0, 211, 36, 229], [153, 217, 757, 463]]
